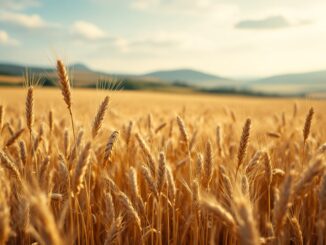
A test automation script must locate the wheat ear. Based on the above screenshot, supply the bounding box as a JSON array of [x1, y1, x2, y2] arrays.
[[234, 197, 261, 245], [25, 86, 34, 134], [92, 96, 109, 138], [157, 152, 166, 193], [0, 185, 10, 244], [303, 107, 314, 144], [56, 60, 76, 150], [103, 130, 119, 164], [0, 105, 3, 131], [118, 192, 141, 230], [236, 118, 251, 177], [200, 196, 235, 227], [0, 151, 23, 186], [5, 128, 24, 147], [135, 133, 156, 176], [176, 115, 189, 150], [204, 141, 213, 188], [72, 142, 92, 195], [273, 170, 294, 235], [141, 164, 158, 198]]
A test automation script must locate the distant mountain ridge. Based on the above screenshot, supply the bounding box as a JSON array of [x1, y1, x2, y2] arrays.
[[145, 69, 236, 87], [0, 62, 325, 96], [69, 63, 92, 71], [0, 63, 52, 76], [0, 62, 92, 75], [0, 63, 237, 87], [245, 70, 326, 95], [146, 69, 223, 82], [249, 70, 326, 85]]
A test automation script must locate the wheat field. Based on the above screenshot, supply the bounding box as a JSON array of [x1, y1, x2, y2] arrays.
[[0, 61, 325, 245]]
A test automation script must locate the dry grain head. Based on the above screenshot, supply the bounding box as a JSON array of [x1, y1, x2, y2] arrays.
[[92, 96, 109, 138], [237, 118, 251, 175], [25, 86, 34, 133], [303, 107, 314, 144], [56, 60, 72, 109]]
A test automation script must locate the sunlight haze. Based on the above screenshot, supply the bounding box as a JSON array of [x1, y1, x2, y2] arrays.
[[1, 0, 326, 77]]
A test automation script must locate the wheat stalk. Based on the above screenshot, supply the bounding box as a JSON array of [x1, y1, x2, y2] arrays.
[[294, 158, 325, 197], [0, 151, 23, 186], [0, 185, 10, 244], [176, 116, 189, 150], [274, 170, 294, 235], [125, 121, 133, 146], [5, 128, 24, 147], [56, 59, 76, 150], [200, 195, 235, 227], [118, 192, 141, 230], [141, 164, 158, 198], [234, 196, 261, 245], [166, 166, 176, 202], [204, 141, 213, 188], [216, 125, 223, 156], [157, 152, 166, 193], [303, 107, 314, 144], [48, 110, 53, 134], [135, 133, 156, 176], [25, 86, 34, 134], [72, 142, 92, 195], [103, 130, 119, 164], [0, 105, 3, 131], [104, 216, 124, 244], [92, 96, 109, 138], [290, 217, 303, 245], [57, 60, 72, 109], [236, 118, 251, 177], [105, 192, 115, 222]]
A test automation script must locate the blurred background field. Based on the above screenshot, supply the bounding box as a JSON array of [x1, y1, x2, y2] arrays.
[[1, 87, 325, 122], [0, 62, 325, 98]]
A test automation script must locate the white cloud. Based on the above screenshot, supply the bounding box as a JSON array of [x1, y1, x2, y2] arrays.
[[131, 0, 238, 16], [0, 11, 47, 28], [71, 21, 107, 41], [108, 32, 184, 54], [0, 30, 20, 46], [0, 0, 40, 10], [235, 15, 313, 30]]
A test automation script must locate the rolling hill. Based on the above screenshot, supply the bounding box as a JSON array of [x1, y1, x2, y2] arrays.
[[145, 69, 236, 87], [245, 70, 326, 95], [0, 62, 91, 76], [0, 63, 52, 76], [0, 63, 237, 88], [0, 62, 325, 97], [0, 63, 195, 91], [249, 70, 326, 85]]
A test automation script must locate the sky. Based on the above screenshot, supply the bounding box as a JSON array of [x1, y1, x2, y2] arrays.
[[0, 0, 326, 78]]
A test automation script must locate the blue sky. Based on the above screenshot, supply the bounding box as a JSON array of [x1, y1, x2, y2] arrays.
[[1, 0, 326, 77]]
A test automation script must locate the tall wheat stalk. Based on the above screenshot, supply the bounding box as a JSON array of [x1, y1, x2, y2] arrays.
[[56, 60, 76, 149], [236, 118, 251, 177]]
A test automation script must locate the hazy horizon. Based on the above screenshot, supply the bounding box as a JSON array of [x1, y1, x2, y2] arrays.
[[2, 59, 326, 81], [1, 0, 326, 78]]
